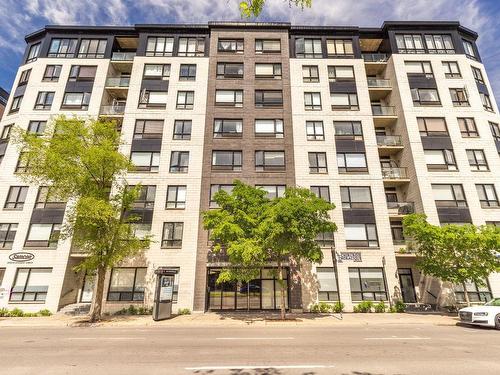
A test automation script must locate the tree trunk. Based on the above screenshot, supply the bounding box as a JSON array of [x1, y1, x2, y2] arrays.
[[89, 265, 106, 322], [277, 261, 286, 320], [462, 281, 471, 307]]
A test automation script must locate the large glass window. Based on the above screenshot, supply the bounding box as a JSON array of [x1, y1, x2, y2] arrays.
[[166, 185, 186, 209], [449, 88, 469, 106], [337, 153, 368, 174], [214, 119, 243, 138], [169, 151, 189, 173], [424, 149, 457, 171], [295, 38, 322, 58], [176, 91, 194, 109], [255, 63, 282, 79], [256, 185, 286, 199], [10, 268, 52, 302], [302, 65, 319, 82], [458, 118, 478, 137], [462, 39, 476, 60], [255, 119, 283, 138], [26, 43, 41, 63], [255, 39, 281, 53], [61, 92, 91, 110], [138, 90, 168, 109], [328, 66, 355, 81], [331, 93, 359, 110], [130, 151, 160, 172], [304, 92, 322, 110], [411, 88, 440, 106], [34, 91, 54, 110], [326, 39, 354, 57], [25, 223, 61, 248], [334, 121, 363, 140], [78, 39, 107, 58], [340, 186, 373, 208], [308, 152, 327, 174], [255, 151, 285, 171], [306, 121, 324, 141], [432, 184, 467, 207], [130, 185, 156, 209], [146, 37, 174, 56], [454, 280, 491, 303], [405, 61, 433, 78], [178, 37, 205, 56], [255, 90, 283, 107], [4, 186, 28, 210], [107, 267, 146, 301], [179, 64, 196, 81], [417, 118, 448, 136], [134, 120, 164, 139], [0, 223, 17, 249], [424, 34, 454, 53], [476, 184, 499, 208], [345, 224, 379, 248], [215, 90, 243, 107], [48, 38, 78, 58], [216, 62, 244, 79], [143, 64, 170, 79], [395, 34, 424, 53], [35, 186, 66, 209], [349, 267, 387, 301], [212, 151, 242, 171], [218, 39, 244, 53], [467, 149, 489, 171], [162, 222, 184, 248], [43, 65, 62, 82], [442, 61, 461, 78], [317, 267, 339, 301]]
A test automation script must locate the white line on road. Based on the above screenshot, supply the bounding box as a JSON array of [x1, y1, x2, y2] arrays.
[[67, 337, 146, 340], [185, 365, 335, 370], [364, 337, 431, 340], [215, 337, 295, 340]]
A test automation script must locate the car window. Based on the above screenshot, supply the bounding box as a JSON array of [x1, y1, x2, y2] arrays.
[[485, 298, 500, 306]]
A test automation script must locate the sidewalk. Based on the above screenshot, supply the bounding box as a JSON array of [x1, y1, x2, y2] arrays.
[[0, 311, 460, 328]]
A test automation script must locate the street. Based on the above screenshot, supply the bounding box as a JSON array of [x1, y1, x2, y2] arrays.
[[0, 322, 499, 375]]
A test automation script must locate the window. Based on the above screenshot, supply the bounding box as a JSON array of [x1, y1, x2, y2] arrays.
[[345, 225, 379, 248], [162, 222, 184, 248], [396, 34, 425, 53], [4, 186, 28, 210], [417, 118, 448, 136], [471, 67, 484, 84], [15, 152, 31, 173], [490, 122, 500, 142], [308, 152, 327, 174], [341, 186, 373, 208], [169, 151, 189, 173], [257, 185, 286, 199], [302, 65, 319, 82], [476, 184, 499, 208], [334, 121, 363, 140], [328, 66, 355, 82], [310, 186, 330, 202], [326, 39, 354, 56], [306, 121, 324, 140], [69, 65, 97, 81], [0, 223, 17, 249], [1, 124, 12, 140], [27, 121, 47, 135], [442, 61, 461, 78], [255, 151, 285, 172], [25, 223, 61, 248], [179, 64, 196, 81], [349, 268, 387, 301], [9, 96, 23, 113], [424, 149, 457, 171], [216, 62, 244, 79], [405, 61, 433, 78], [35, 187, 66, 209], [78, 39, 107, 58], [214, 119, 243, 138], [480, 93, 494, 111], [391, 221, 405, 244], [43, 65, 62, 81], [304, 92, 322, 110], [331, 93, 359, 110], [173, 120, 192, 140], [134, 120, 163, 139], [255, 119, 283, 138], [255, 90, 283, 107], [18, 69, 31, 85], [107, 267, 146, 301], [317, 267, 339, 301], [215, 90, 243, 107], [61, 92, 91, 110], [425, 34, 454, 53], [176, 91, 194, 109], [463, 39, 476, 59], [295, 38, 322, 58], [166, 185, 186, 209], [138, 90, 168, 109], [130, 185, 156, 209], [337, 153, 368, 173], [458, 118, 478, 137], [146, 37, 174, 56], [218, 39, 244, 53], [454, 280, 492, 303], [449, 88, 469, 106], [255, 39, 281, 53], [34, 91, 54, 110], [432, 184, 467, 207], [255, 63, 282, 79], [212, 150, 242, 171], [411, 88, 440, 106], [178, 37, 205, 56], [10, 268, 52, 302], [130, 151, 160, 172], [210, 184, 234, 207], [467, 149, 489, 171], [316, 232, 335, 247], [143, 64, 170, 79], [26, 43, 41, 63], [48, 38, 78, 58]]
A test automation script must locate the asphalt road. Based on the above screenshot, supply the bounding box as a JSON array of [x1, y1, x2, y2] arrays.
[[1, 323, 499, 375]]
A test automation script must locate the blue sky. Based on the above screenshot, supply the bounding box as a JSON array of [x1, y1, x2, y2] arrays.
[[1, 0, 500, 100]]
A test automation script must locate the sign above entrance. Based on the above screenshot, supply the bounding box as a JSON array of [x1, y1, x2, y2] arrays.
[[8, 252, 35, 263], [337, 252, 362, 263]]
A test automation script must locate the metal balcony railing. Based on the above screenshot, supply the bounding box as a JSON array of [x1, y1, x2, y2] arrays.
[[362, 53, 389, 62], [382, 167, 408, 179], [377, 135, 403, 147], [111, 52, 136, 61], [105, 77, 130, 87], [387, 201, 415, 215], [372, 105, 396, 116], [100, 104, 126, 115], [367, 77, 391, 88]]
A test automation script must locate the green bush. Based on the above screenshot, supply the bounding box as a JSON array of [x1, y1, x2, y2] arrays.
[[0, 307, 9, 317], [394, 300, 406, 313], [310, 302, 331, 313], [114, 305, 152, 316], [331, 301, 344, 313], [177, 308, 191, 315], [9, 308, 25, 317], [38, 309, 52, 317], [353, 301, 373, 313], [374, 301, 386, 313]]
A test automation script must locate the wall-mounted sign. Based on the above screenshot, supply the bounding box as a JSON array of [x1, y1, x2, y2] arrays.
[[8, 252, 35, 263], [337, 252, 362, 263]]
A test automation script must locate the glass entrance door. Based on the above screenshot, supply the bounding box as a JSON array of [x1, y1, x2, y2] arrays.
[[398, 268, 416, 303], [80, 274, 95, 303]]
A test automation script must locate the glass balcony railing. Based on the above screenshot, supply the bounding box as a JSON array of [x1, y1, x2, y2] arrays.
[[381, 167, 408, 180], [362, 53, 389, 62], [105, 77, 130, 87], [376, 135, 403, 147], [367, 78, 391, 88], [387, 201, 415, 215], [111, 52, 136, 61], [100, 104, 126, 115], [372, 105, 396, 116]]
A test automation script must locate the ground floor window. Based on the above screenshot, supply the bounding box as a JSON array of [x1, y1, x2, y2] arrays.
[[10, 268, 52, 302], [317, 267, 339, 301], [349, 267, 387, 301], [107, 267, 146, 302], [207, 267, 289, 310], [454, 280, 492, 303]]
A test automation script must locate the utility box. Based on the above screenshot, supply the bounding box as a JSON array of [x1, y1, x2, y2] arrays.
[[153, 267, 178, 321]]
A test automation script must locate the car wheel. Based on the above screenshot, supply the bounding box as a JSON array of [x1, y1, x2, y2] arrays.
[[496, 314, 500, 330]]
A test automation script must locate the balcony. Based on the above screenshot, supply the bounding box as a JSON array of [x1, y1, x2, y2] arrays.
[[387, 201, 415, 217], [111, 52, 135, 73], [363, 53, 389, 75], [377, 135, 404, 156], [100, 104, 126, 116], [105, 77, 130, 99], [381, 167, 410, 185], [372, 105, 397, 126], [367, 78, 392, 100]]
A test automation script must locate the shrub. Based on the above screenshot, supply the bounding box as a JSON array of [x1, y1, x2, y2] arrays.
[[353, 301, 373, 313], [177, 308, 191, 315], [9, 308, 25, 317], [115, 305, 152, 316], [310, 302, 331, 313], [394, 300, 406, 313], [331, 301, 344, 313], [374, 301, 386, 313], [0, 308, 9, 317], [38, 309, 52, 317]]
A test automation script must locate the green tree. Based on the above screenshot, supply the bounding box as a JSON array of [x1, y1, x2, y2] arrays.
[[203, 180, 336, 319], [403, 214, 500, 306], [239, 0, 312, 18], [13, 116, 150, 321]]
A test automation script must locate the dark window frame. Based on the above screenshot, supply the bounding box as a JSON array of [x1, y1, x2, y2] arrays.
[[133, 119, 164, 140], [424, 149, 457, 171], [489, 122, 500, 142], [216, 62, 244, 79], [480, 92, 494, 112], [77, 39, 107, 58], [254, 119, 284, 138], [138, 90, 168, 109], [417, 117, 448, 137], [411, 88, 441, 106], [337, 152, 368, 174], [295, 38, 323, 58], [466, 149, 489, 171], [316, 267, 339, 301], [35, 186, 66, 209], [449, 88, 469, 106], [10, 267, 51, 302], [18, 69, 31, 86], [166, 185, 187, 209], [476, 184, 499, 208], [331, 93, 359, 111], [4, 186, 28, 210], [107, 267, 146, 302], [341, 186, 373, 209], [24, 222, 61, 248], [433, 184, 468, 207], [214, 119, 243, 138], [48, 38, 78, 58], [43, 65, 62, 82], [215, 90, 243, 107], [458, 118, 478, 137], [173, 120, 192, 140], [304, 92, 322, 110], [179, 64, 197, 81], [308, 152, 328, 174], [162, 222, 184, 248], [178, 37, 205, 57], [302, 65, 319, 83], [9, 96, 23, 113], [326, 39, 354, 57], [217, 39, 244, 53], [328, 65, 355, 82], [169, 151, 189, 173], [334, 121, 363, 140], [310, 186, 331, 202], [130, 151, 160, 172], [143, 64, 170, 79], [34, 91, 55, 110], [255, 63, 282, 79], [129, 185, 156, 209], [26, 43, 41, 63], [255, 90, 283, 108], [211, 150, 243, 172], [61, 92, 91, 110], [0, 223, 18, 249], [145, 36, 174, 57], [255, 39, 281, 54], [345, 224, 379, 248], [349, 267, 387, 301], [306, 121, 325, 141], [442, 61, 461, 78], [176, 91, 194, 109], [255, 150, 286, 172]]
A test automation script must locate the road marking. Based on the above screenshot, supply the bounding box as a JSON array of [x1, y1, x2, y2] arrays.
[[67, 337, 145, 340], [215, 337, 295, 340], [185, 365, 335, 370], [364, 337, 430, 340]]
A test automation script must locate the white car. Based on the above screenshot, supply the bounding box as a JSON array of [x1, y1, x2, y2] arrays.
[[458, 298, 500, 329]]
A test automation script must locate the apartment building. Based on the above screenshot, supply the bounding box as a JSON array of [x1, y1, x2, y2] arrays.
[[0, 22, 499, 313], [0, 87, 8, 119]]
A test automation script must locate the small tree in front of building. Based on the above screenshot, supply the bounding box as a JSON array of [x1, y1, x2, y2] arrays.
[[403, 214, 500, 306], [13, 116, 150, 321]]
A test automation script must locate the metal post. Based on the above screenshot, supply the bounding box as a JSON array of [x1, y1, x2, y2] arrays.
[[331, 247, 343, 319], [382, 256, 393, 309]]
